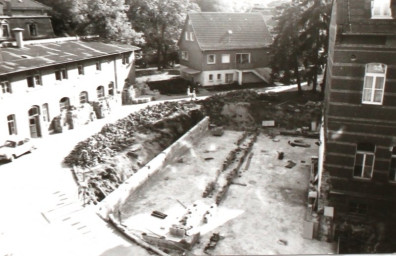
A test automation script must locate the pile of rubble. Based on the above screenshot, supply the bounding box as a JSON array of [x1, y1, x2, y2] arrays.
[[198, 90, 323, 131], [64, 101, 203, 204]]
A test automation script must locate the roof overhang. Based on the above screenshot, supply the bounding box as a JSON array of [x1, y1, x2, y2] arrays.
[[180, 67, 201, 75]]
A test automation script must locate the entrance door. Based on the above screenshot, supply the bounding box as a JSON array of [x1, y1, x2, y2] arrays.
[[28, 106, 41, 138], [225, 73, 234, 84]]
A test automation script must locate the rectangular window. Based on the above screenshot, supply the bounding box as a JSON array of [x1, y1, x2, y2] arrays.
[[1, 81, 11, 94], [222, 54, 230, 63], [217, 74, 221, 80], [27, 74, 41, 88], [362, 63, 386, 105], [122, 53, 130, 65], [1, 24, 9, 37], [236, 53, 250, 64], [181, 51, 189, 61], [185, 32, 189, 41], [78, 64, 84, 75], [189, 32, 194, 41], [42, 103, 50, 122], [390, 147, 396, 182], [371, 0, 392, 19], [96, 61, 102, 71], [349, 201, 368, 215], [7, 114, 17, 135], [354, 143, 375, 179], [55, 68, 68, 81], [209, 74, 213, 81], [207, 54, 216, 64]]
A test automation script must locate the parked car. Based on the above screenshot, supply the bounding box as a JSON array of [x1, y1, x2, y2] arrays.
[[0, 136, 36, 162]]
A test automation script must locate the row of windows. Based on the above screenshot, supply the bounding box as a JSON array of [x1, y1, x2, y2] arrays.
[[208, 73, 234, 83], [353, 142, 396, 182], [180, 52, 251, 65], [0, 21, 38, 38], [6, 84, 115, 135], [0, 56, 129, 93]]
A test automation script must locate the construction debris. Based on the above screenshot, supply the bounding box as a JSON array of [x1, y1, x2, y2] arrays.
[[285, 160, 297, 169], [151, 211, 167, 219], [288, 140, 310, 148]]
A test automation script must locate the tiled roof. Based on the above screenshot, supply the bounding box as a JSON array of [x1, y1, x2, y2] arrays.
[[8, 0, 52, 10], [0, 40, 139, 75], [188, 12, 272, 51]]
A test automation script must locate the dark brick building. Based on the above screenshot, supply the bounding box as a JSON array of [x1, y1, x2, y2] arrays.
[[319, 0, 396, 246], [0, 0, 54, 42]]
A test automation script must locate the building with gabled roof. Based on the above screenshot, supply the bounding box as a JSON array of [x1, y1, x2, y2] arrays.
[[178, 12, 272, 87], [0, 1, 139, 143], [0, 0, 54, 42]]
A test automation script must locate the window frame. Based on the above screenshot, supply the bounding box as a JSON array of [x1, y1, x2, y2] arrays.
[[79, 91, 89, 104], [97, 86, 105, 99], [217, 74, 221, 80], [353, 143, 375, 180], [208, 74, 214, 81], [28, 23, 38, 36], [7, 114, 17, 135], [371, 0, 393, 19], [42, 103, 50, 122], [1, 22, 9, 38], [181, 51, 189, 61], [96, 60, 102, 71], [189, 32, 194, 41], [236, 53, 251, 64], [122, 53, 130, 65], [55, 68, 68, 81], [59, 97, 70, 111], [1, 80, 11, 94], [390, 147, 396, 182], [77, 64, 84, 75], [221, 54, 230, 63], [207, 54, 216, 64], [26, 74, 42, 88], [362, 63, 387, 105]]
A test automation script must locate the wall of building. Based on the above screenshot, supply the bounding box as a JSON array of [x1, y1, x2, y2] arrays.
[[8, 16, 54, 40], [0, 53, 134, 142], [322, 0, 396, 222]]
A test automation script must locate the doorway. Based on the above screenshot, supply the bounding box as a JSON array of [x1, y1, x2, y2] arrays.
[[28, 105, 41, 138]]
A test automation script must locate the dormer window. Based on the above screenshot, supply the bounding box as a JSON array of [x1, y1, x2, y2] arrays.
[[28, 23, 38, 36], [371, 0, 392, 19], [0, 20, 9, 38]]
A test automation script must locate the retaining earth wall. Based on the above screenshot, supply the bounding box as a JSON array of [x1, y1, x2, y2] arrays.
[[97, 116, 210, 219]]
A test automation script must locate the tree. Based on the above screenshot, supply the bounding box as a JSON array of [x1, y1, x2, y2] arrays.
[[127, 0, 200, 69], [37, 0, 143, 44], [194, 0, 252, 12], [270, 4, 303, 94], [298, 0, 331, 93], [270, 0, 331, 94]]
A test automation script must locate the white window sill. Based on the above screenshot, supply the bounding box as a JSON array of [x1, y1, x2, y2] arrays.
[[207, 62, 216, 65], [362, 101, 383, 105], [353, 176, 372, 181], [371, 16, 393, 20]]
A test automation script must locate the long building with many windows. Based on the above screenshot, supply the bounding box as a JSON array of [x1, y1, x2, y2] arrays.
[[0, 34, 138, 142]]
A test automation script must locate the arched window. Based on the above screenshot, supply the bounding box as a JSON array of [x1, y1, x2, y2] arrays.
[[0, 20, 9, 38], [7, 114, 17, 135], [59, 97, 70, 111], [28, 106, 40, 117], [108, 82, 114, 96], [362, 63, 387, 105], [97, 86, 105, 99], [28, 23, 38, 36], [80, 91, 89, 104]]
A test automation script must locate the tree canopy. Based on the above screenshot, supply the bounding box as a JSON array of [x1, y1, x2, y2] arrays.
[[37, 0, 143, 44], [127, 0, 200, 69], [193, 0, 252, 12], [270, 0, 331, 93]]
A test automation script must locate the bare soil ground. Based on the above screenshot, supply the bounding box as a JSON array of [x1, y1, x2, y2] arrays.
[[119, 130, 336, 255]]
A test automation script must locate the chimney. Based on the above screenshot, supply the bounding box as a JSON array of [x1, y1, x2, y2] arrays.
[[12, 28, 24, 48]]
